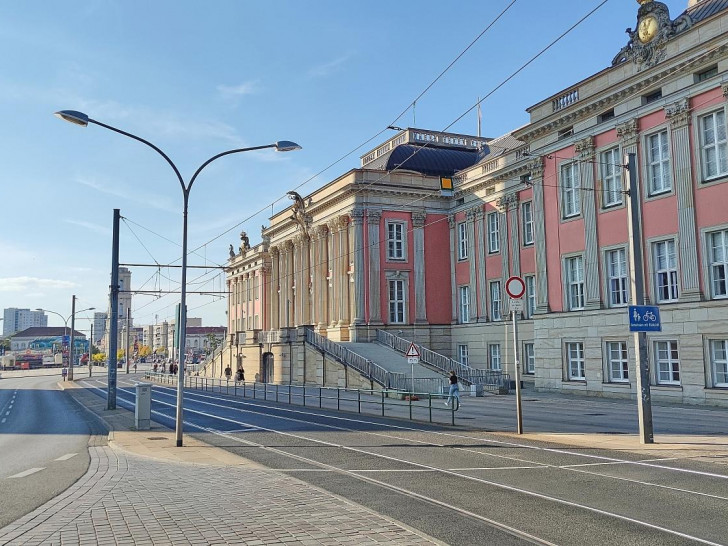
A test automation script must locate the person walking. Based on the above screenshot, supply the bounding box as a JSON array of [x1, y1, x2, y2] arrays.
[[445, 371, 460, 408], [224, 365, 232, 381], [61, 367, 68, 382], [236, 367, 244, 382]]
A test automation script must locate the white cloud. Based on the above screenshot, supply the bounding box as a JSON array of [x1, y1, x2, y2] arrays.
[[64, 219, 112, 235], [74, 175, 178, 214], [308, 54, 352, 78], [216, 80, 261, 100], [0, 276, 76, 292]]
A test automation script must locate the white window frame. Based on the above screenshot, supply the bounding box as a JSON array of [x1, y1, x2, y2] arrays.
[[646, 130, 671, 196], [457, 222, 468, 260], [653, 240, 679, 303], [457, 344, 469, 367], [600, 147, 623, 207], [386, 221, 406, 261], [606, 340, 629, 383], [487, 212, 500, 253], [606, 248, 629, 307], [388, 278, 406, 324], [524, 343, 535, 374], [565, 255, 585, 310], [489, 343, 502, 371], [489, 280, 502, 321], [566, 342, 585, 381], [709, 339, 728, 387], [561, 162, 580, 218], [458, 285, 470, 324], [521, 201, 534, 246], [708, 229, 728, 299], [699, 109, 728, 181], [525, 275, 536, 318], [654, 340, 680, 385]]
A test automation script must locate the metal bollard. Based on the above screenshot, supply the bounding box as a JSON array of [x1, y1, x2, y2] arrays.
[[381, 390, 385, 416]]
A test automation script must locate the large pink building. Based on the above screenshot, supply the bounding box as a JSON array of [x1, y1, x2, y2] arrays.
[[226, 0, 728, 406]]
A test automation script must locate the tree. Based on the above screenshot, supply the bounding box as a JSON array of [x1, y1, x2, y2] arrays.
[[92, 353, 106, 363], [139, 345, 152, 357]]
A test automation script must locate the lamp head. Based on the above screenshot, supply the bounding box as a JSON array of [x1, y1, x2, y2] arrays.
[[275, 141, 302, 152], [54, 110, 89, 127]]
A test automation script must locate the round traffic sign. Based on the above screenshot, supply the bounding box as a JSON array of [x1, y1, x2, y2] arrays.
[[505, 276, 526, 299]]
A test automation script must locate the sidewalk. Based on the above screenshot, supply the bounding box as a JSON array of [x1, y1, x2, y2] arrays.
[[0, 381, 442, 546]]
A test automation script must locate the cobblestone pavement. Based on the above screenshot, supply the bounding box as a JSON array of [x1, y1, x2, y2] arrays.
[[0, 440, 440, 545]]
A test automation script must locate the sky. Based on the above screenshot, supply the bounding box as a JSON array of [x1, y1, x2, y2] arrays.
[[0, 0, 693, 334]]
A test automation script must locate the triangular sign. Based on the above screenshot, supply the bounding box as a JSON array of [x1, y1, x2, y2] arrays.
[[406, 343, 420, 358]]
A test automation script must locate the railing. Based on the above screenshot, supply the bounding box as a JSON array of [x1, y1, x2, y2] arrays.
[[197, 342, 225, 376], [305, 329, 410, 390], [144, 372, 463, 426], [376, 330, 510, 394], [552, 88, 579, 112]]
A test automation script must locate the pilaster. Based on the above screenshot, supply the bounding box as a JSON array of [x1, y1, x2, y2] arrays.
[[466, 207, 478, 321], [475, 207, 487, 322], [351, 209, 366, 325], [575, 136, 601, 310], [412, 210, 428, 324], [367, 210, 383, 324], [448, 214, 457, 323], [529, 159, 549, 314]]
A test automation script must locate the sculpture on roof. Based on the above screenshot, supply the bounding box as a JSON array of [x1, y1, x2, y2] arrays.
[[239, 231, 251, 254], [228, 244, 236, 259], [287, 191, 310, 235]]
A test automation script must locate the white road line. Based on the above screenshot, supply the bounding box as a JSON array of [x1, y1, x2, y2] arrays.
[[8, 468, 45, 479], [54, 453, 78, 461], [1, 418, 5, 424], [4, 412, 8, 416]]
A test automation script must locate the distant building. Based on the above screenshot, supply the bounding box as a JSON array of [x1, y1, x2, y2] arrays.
[[3, 308, 47, 337], [92, 312, 107, 344], [9, 327, 86, 353]]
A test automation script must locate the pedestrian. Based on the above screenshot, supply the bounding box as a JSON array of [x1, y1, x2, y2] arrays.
[[133, 362, 137, 373], [61, 367, 68, 381], [236, 367, 244, 382], [445, 370, 460, 408], [153, 363, 158, 373], [224, 365, 232, 381]]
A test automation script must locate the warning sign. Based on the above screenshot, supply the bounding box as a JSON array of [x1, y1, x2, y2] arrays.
[[406, 343, 420, 358]]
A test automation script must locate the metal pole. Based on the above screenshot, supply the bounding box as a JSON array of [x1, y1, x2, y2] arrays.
[[108, 209, 120, 409], [512, 309, 523, 434], [88, 323, 93, 377], [175, 190, 190, 447], [68, 295, 76, 380], [126, 307, 131, 374], [625, 152, 654, 444]]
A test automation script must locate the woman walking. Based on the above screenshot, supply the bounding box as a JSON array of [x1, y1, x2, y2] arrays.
[[445, 371, 460, 409]]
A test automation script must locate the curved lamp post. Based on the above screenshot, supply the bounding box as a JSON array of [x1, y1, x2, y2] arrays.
[[55, 109, 301, 447], [38, 298, 95, 380]]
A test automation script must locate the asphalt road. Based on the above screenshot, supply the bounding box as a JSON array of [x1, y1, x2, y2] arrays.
[[0, 373, 106, 528], [80, 374, 728, 546]]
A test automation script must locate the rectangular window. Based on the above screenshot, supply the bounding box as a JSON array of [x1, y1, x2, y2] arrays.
[[487, 212, 500, 253], [643, 89, 662, 104], [490, 281, 502, 321], [565, 256, 585, 310], [567, 342, 585, 380], [524, 343, 535, 374], [561, 163, 580, 217], [388, 279, 405, 323], [600, 148, 623, 207], [654, 240, 679, 302], [459, 286, 470, 324], [647, 131, 671, 195], [607, 248, 629, 307], [489, 344, 502, 371], [710, 340, 728, 387], [387, 222, 405, 260], [607, 341, 629, 382], [457, 344, 469, 367], [457, 222, 468, 260], [525, 275, 536, 318], [700, 110, 728, 180], [521, 202, 534, 246], [655, 340, 680, 385], [709, 230, 728, 298], [696, 65, 718, 82]]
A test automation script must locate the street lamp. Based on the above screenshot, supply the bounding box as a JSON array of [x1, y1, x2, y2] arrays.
[[38, 296, 95, 380], [55, 109, 301, 447]]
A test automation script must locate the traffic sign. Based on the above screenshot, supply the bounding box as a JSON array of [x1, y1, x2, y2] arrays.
[[405, 343, 420, 358], [629, 305, 661, 332], [407, 356, 420, 365], [509, 299, 524, 312], [505, 276, 526, 299]]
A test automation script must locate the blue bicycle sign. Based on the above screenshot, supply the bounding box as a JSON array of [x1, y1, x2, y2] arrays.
[[628, 305, 661, 332]]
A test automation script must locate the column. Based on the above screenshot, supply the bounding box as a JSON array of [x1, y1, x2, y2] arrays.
[[351, 209, 366, 325], [529, 159, 549, 314], [244, 273, 251, 331], [328, 219, 340, 327], [448, 214, 457, 323], [412, 210, 428, 324], [270, 247, 280, 329], [367, 210, 383, 324], [495, 194, 514, 284], [575, 136, 601, 310], [510, 199, 521, 277], [302, 234, 312, 325], [665, 99, 700, 301], [337, 216, 350, 326], [475, 207, 487, 322], [466, 207, 478, 320], [261, 265, 271, 331]]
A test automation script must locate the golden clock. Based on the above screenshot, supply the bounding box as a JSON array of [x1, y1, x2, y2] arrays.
[[638, 15, 658, 44]]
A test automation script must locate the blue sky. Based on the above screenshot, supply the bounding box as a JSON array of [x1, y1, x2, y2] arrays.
[[0, 0, 692, 333]]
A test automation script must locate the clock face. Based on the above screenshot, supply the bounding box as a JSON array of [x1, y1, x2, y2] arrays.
[[638, 16, 658, 44]]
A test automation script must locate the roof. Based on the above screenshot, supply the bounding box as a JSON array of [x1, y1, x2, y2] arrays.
[[686, 0, 728, 22], [11, 327, 85, 338], [474, 133, 525, 165], [371, 144, 481, 177]]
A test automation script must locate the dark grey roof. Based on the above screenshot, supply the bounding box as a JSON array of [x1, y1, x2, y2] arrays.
[[370, 144, 481, 177], [475, 133, 525, 165], [12, 327, 84, 338], [686, 0, 728, 22]]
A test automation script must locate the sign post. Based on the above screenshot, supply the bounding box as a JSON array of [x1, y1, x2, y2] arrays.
[[406, 342, 420, 394], [505, 276, 526, 434]]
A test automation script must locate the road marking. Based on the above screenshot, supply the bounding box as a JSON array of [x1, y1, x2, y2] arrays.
[[55, 453, 78, 461], [1, 418, 5, 424], [4, 412, 9, 416], [8, 468, 45, 478]]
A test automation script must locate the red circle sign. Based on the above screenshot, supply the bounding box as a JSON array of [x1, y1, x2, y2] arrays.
[[505, 276, 526, 299]]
